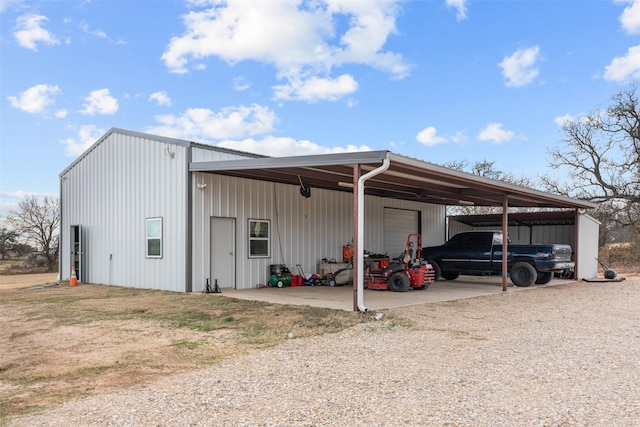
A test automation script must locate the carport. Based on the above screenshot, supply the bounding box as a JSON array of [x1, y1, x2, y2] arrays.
[[191, 150, 597, 311]]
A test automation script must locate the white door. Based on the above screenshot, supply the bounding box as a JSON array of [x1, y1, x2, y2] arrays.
[[384, 208, 419, 258], [211, 217, 236, 289]]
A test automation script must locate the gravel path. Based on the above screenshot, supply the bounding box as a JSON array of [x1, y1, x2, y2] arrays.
[[8, 278, 640, 427]]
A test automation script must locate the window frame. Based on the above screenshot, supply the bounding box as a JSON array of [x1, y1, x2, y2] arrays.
[[145, 217, 163, 259], [248, 219, 270, 258]]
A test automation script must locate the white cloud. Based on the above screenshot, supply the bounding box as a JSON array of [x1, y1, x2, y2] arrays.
[[161, 0, 409, 100], [604, 44, 640, 81], [446, 0, 468, 21], [554, 114, 572, 126], [499, 45, 541, 88], [54, 109, 68, 118], [149, 91, 172, 106], [80, 22, 107, 39], [13, 14, 59, 50], [216, 135, 372, 157], [554, 112, 597, 127], [233, 77, 251, 91], [554, 113, 577, 126], [449, 131, 467, 143], [416, 126, 448, 147], [0, 189, 57, 213], [80, 89, 119, 115], [618, 0, 640, 34], [60, 125, 104, 156], [273, 74, 358, 102], [477, 123, 514, 143], [0, 0, 23, 13], [7, 83, 60, 113], [148, 104, 277, 141], [0, 190, 57, 199]]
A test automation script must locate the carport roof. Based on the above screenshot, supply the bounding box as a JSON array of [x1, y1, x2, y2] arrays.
[[190, 150, 596, 209], [450, 210, 579, 227]]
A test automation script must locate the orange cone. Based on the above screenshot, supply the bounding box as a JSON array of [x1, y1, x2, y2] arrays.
[[70, 266, 78, 287]]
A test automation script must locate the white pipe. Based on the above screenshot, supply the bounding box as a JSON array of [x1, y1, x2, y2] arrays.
[[357, 158, 390, 312]]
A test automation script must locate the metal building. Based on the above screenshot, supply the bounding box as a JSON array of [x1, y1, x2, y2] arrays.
[[59, 128, 445, 293], [59, 128, 597, 308]]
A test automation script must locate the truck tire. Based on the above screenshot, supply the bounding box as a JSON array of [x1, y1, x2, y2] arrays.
[[388, 272, 410, 292], [535, 271, 553, 285], [441, 271, 460, 281], [428, 259, 442, 281], [510, 262, 536, 287]]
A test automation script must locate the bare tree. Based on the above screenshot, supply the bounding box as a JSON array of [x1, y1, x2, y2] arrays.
[[8, 196, 60, 271], [541, 84, 640, 243], [442, 159, 534, 215]]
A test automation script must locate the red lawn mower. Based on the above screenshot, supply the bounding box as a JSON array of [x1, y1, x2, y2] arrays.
[[365, 234, 435, 292]]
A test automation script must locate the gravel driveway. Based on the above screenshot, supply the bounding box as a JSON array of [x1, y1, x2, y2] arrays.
[[8, 277, 640, 426]]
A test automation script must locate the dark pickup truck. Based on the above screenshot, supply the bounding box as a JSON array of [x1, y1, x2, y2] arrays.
[[421, 231, 574, 287]]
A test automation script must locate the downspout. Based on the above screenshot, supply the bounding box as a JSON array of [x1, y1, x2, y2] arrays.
[[356, 158, 391, 312], [186, 145, 193, 292]]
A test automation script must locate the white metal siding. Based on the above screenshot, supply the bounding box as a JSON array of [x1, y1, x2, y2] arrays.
[[532, 225, 574, 246], [577, 214, 599, 279], [383, 208, 418, 258], [449, 221, 575, 246], [191, 146, 256, 162], [60, 132, 188, 291], [191, 172, 445, 291], [448, 220, 474, 238]]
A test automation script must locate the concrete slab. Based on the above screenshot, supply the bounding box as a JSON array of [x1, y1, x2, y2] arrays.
[[220, 276, 577, 311]]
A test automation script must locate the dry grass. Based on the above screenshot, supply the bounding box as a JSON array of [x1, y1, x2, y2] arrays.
[[0, 275, 369, 422], [598, 243, 640, 275]]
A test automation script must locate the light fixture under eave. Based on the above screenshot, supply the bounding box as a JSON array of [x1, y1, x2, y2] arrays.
[[338, 182, 354, 188], [458, 200, 475, 206]]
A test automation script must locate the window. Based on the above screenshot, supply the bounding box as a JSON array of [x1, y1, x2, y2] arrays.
[[248, 219, 270, 258], [146, 217, 162, 258]]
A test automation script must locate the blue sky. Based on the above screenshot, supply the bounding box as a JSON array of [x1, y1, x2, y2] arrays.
[[2, 0, 640, 213]]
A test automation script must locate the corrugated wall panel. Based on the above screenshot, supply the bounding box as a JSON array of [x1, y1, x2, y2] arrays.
[[191, 173, 445, 291], [60, 132, 188, 291], [448, 220, 474, 237], [449, 221, 577, 247], [577, 214, 599, 279], [532, 225, 574, 246], [191, 146, 256, 162], [383, 208, 419, 257]]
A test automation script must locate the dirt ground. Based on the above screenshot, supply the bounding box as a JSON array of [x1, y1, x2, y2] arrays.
[[0, 273, 366, 422], [2, 264, 638, 422], [0, 272, 59, 290], [0, 277, 217, 419]]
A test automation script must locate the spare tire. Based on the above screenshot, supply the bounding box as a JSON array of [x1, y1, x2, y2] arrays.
[[510, 262, 536, 287]]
